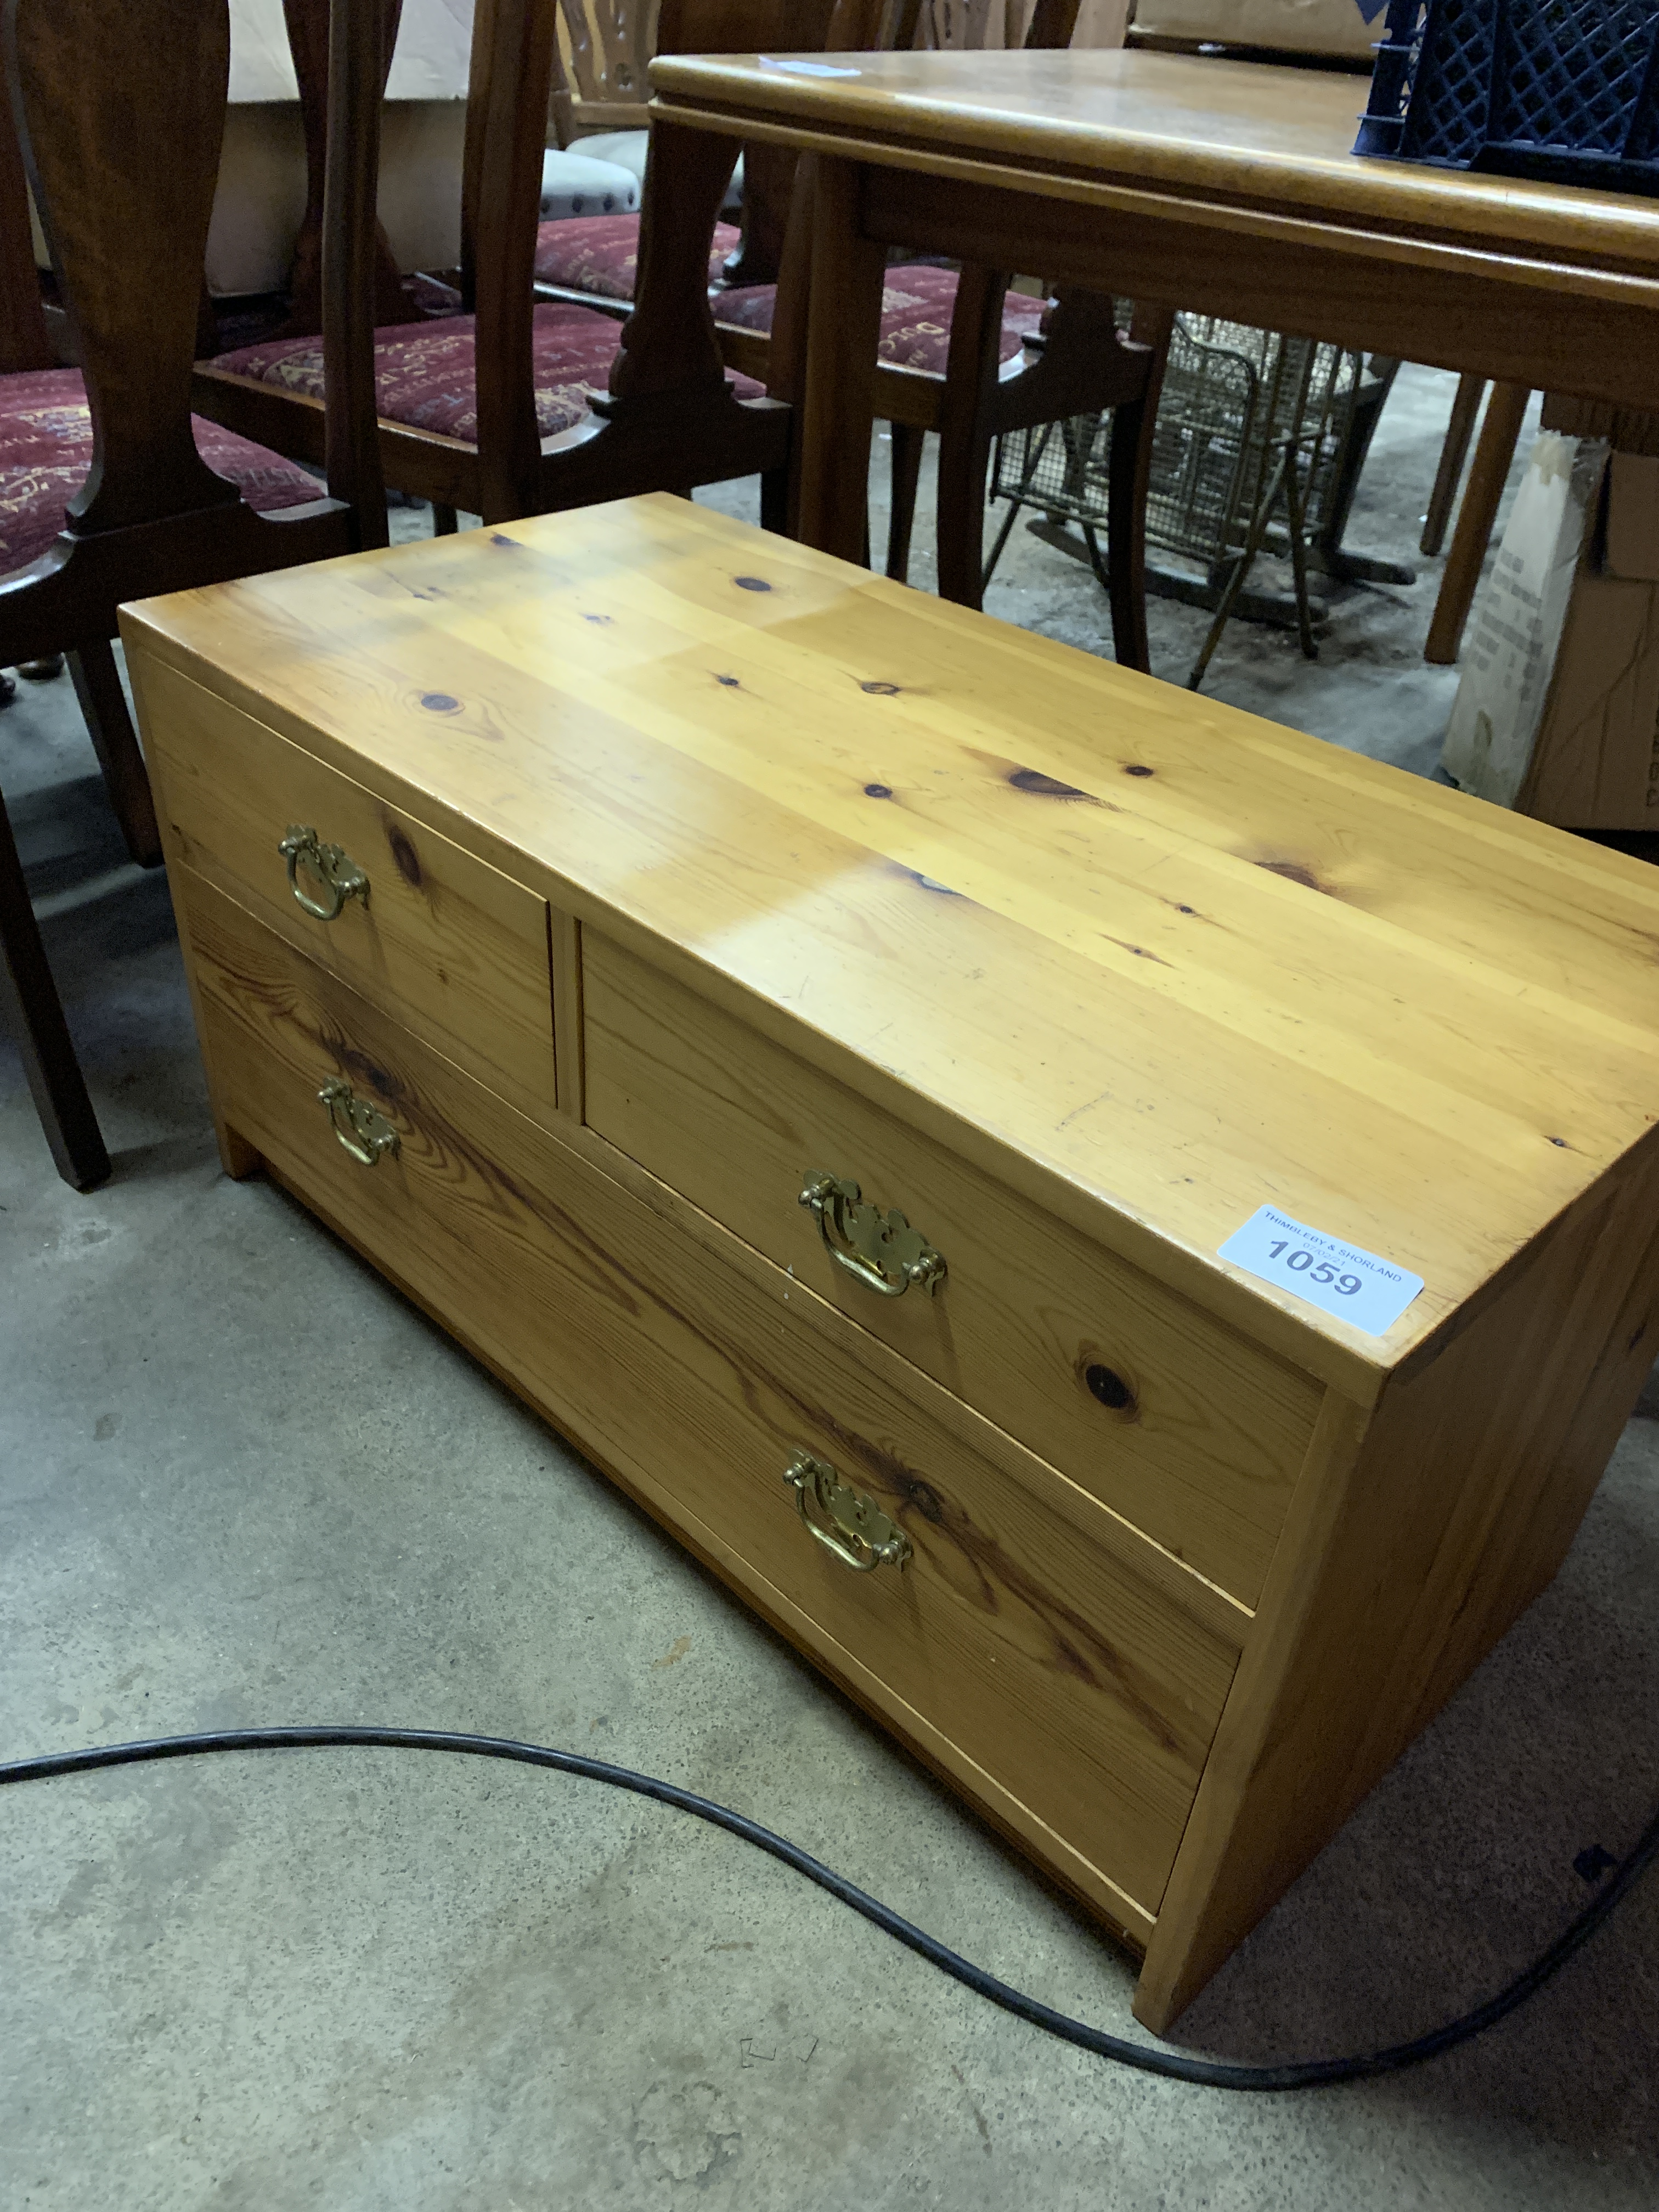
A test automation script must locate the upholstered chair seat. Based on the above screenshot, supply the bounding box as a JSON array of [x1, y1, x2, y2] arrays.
[[715, 264, 1047, 376], [534, 212, 742, 302], [211, 301, 761, 445], [0, 366, 323, 577]]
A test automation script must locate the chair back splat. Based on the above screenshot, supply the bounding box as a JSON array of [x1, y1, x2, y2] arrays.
[[610, 0, 848, 413], [0, 0, 377, 1193], [0, 30, 49, 375], [9, 0, 241, 533], [471, 0, 565, 519], [280, 0, 408, 340], [552, 0, 657, 143], [1, 0, 375, 658], [321, 0, 391, 543]]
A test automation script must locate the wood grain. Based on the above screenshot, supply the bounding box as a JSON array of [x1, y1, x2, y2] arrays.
[[1424, 382, 1529, 668], [652, 47, 1659, 423], [0, 0, 368, 1190], [138, 654, 559, 1127], [649, 48, 1659, 287], [1137, 1142, 1659, 2029], [584, 928, 1318, 1607], [0, 22, 52, 375], [183, 865, 1240, 1926], [132, 483, 1659, 2029], [122, 496, 1659, 1400]]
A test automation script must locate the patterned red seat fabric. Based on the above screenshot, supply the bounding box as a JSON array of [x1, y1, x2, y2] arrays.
[[533, 213, 742, 300], [714, 263, 1048, 376], [0, 365, 322, 577], [211, 300, 762, 444]]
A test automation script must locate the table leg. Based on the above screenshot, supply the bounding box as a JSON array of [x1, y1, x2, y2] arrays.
[[1425, 383, 1530, 667], [1420, 372, 1485, 558], [795, 156, 888, 565]]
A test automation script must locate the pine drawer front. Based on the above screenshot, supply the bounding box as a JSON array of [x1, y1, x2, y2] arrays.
[[140, 656, 558, 1124], [582, 933, 1319, 1609], [181, 871, 1242, 1931]]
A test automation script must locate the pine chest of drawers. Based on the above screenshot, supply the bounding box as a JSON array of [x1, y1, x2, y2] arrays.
[[123, 494, 1659, 2029]]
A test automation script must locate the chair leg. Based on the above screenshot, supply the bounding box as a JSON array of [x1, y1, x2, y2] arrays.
[[1425, 383, 1530, 667], [67, 639, 162, 869], [432, 503, 459, 535], [1281, 438, 1318, 662], [1421, 373, 1486, 558], [885, 422, 924, 582], [1188, 449, 1289, 692], [759, 464, 789, 535], [1101, 304, 1173, 676], [933, 265, 1008, 612], [0, 786, 110, 1190], [1104, 394, 1154, 675], [935, 430, 992, 607]]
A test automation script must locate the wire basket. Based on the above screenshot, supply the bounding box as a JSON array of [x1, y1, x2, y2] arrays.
[[989, 317, 1368, 685], [992, 319, 1364, 563], [1355, 0, 1659, 194]]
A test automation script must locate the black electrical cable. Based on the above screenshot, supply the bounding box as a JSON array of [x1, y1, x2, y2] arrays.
[[3, 1725, 1654, 2093]]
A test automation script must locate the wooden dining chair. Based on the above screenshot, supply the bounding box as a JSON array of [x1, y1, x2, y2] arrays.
[[536, 0, 804, 303], [191, 0, 821, 530], [550, 0, 657, 144], [0, 0, 383, 1192], [702, 0, 1168, 665]]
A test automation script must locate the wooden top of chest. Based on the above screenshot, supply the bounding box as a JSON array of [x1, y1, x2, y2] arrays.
[[126, 495, 1659, 1393]]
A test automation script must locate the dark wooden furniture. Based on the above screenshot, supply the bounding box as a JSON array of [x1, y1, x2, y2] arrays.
[[551, 0, 656, 144], [710, 10, 1169, 664], [191, 0, 823, 530], [536, 0, 1166, 663], [0, 0, 381, 1190], [270, 0, 411, 343]]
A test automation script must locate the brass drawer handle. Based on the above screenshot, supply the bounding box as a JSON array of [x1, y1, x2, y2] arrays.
[[783, 1449, 912, 1575], [279, 824, 369, 922], [799, 1171, 946, 1299], [319, 1077, 399, 1166]]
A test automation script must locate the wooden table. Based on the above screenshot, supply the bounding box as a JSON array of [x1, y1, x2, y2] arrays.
[[648, 46, 1659, 562]]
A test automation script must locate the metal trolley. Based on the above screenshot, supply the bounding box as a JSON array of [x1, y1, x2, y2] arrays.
[[988, 315, 1401, 688]]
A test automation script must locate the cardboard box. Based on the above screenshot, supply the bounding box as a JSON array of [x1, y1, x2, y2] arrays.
[[1128, 0, 1383, 59], [1441, 441, 1659, 830]]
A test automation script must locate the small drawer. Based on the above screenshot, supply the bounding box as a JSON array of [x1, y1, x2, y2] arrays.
[[142, 655, 558, 1123], [582, 934, 1322, 1609], [182, 871, 1242, 1930]]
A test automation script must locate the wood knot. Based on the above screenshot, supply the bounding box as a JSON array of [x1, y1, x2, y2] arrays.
[[1082, 1361, 1137, 1416], [1009, 768, 1092, 801]]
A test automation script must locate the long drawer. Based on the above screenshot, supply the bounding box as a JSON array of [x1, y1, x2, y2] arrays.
[[582, 932, 1321, 1607], [180, 867, 1242, 1931], [140, 654, 560, 1126]]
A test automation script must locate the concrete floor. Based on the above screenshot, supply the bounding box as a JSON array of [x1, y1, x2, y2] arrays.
[[4, 370, 1659, 2210]]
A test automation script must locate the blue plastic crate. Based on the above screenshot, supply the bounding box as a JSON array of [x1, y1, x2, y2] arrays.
[[1354, 0, 1659, 194]]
